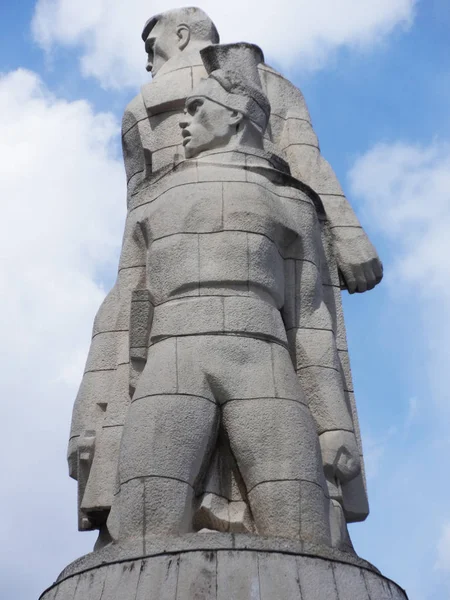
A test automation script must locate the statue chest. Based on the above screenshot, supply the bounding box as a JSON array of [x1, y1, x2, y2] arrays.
[[143, 179, 297, 251], [138, 180, 294, 305]]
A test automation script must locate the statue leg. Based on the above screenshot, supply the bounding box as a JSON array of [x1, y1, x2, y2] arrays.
[[115, 337, 219, 542], [221, 338, 331, 546]]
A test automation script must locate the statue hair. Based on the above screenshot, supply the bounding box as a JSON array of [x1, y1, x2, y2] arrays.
[[142, 7, 220, 44]]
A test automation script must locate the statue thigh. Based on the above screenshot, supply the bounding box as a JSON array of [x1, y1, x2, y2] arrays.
[[219, 339, 331, 544], [116, 337, 220, 539]]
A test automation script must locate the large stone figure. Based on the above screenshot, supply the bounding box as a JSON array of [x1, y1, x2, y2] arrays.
[[68, 7, 380, 550], [40, 9, 409, 600], [107, 42, 347, 549]]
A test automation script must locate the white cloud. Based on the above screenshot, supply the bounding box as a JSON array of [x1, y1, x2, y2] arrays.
[[348, 140, 450, 409], [0, 69, 125, 598], [32, 0, 417, 89]]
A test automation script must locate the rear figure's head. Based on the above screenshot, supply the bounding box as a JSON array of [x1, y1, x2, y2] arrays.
[[142, 7, 220, 76]]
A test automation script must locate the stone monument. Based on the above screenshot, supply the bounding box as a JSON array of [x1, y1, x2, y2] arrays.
[[40, 8, 408, 600]]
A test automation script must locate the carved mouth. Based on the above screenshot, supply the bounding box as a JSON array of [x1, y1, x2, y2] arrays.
[[182, 130, 191, 145]]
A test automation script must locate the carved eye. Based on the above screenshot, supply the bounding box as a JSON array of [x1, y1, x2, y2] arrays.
[[187, 99, 203, 115]]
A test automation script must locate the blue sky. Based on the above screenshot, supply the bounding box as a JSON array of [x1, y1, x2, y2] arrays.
[[1, 1, 449, 599]]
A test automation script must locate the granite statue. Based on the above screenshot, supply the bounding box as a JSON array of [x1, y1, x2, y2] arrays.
[[68, 7, 382, 552], [39, 8, 410, 600], [104, 41, 354, 549]]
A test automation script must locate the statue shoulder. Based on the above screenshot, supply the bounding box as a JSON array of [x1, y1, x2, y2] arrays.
[[258, 63, 310, 122], [122, 91, 147, 135]]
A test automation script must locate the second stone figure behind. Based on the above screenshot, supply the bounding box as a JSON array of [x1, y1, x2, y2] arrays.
[[102, 42, 365, 552]]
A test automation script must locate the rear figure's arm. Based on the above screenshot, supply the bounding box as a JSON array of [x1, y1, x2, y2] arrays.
[[263, 67, 383, 293]]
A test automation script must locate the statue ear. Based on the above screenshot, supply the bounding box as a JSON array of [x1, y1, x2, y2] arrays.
[[229, 110, 244, 129], [176, 25, 191, 51]]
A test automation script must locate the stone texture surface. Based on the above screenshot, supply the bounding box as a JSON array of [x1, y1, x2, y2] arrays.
[[40, 541, 408, 600]]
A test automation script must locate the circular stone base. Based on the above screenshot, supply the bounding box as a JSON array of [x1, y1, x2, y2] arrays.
[[40, 534, 408, 600]]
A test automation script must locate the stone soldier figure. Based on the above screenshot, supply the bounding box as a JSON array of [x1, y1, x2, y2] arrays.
[[68, 7, 382, 549], [39, 13, 411, 600], [105, 42, 358, 548]]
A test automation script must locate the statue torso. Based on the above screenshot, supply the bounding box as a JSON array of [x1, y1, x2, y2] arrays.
[[126, 155, 320, 345]]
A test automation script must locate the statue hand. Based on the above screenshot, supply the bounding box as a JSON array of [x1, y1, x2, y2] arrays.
[[319, 430, 361, 484], [333, 227, 383, 294]]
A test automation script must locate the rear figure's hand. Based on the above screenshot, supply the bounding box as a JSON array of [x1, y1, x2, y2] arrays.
[[333, 227, 383, 294]]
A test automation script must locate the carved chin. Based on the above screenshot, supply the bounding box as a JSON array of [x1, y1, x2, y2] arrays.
[[184, 144, 196, 159], [184, 140, 205, 159]]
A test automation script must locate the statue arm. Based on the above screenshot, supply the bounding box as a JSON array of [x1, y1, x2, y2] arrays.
[[67, 211, 148, 483], [299, 151, 383, 295], [266, 70, 383, 293], [283, 253, 361, 486]]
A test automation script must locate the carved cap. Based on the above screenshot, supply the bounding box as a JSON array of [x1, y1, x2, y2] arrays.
[[188, 43, 271, 133]]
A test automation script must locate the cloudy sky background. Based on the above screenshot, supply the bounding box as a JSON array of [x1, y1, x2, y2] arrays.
[[1, 1, 449, 598]]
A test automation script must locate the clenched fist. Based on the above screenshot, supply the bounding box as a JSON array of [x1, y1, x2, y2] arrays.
[[333, 227, 383, 294], [319, 430, 361, 484]]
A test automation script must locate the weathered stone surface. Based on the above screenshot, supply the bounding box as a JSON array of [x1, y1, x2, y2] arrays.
[[364, 569, 396, 600], [217, 551, 259, 600], [46, 576, 78, 600], [99, 563, 126, 600], [73, 568, 107, 600], [135, 556, 179, 600], [55, 533, 379, 578], [40, 543, 408, 600], [334, 561, 371, 599], [178, 551, 217, 599], [297, 555, 337, 599], [259, 553, 302, 600]]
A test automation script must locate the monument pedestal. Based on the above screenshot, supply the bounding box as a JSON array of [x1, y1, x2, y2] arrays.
[[40, 534, 408, 600]]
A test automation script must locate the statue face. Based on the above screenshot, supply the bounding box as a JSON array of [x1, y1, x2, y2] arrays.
[[180, 96, 237, 158], [144, 19, 179, 76]]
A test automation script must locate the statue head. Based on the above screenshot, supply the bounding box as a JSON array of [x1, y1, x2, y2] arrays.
[[180, 43, 271, 159], [142, 7, 220, 76]]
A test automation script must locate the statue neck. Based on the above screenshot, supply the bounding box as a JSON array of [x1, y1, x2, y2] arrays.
[[151, 44, 209, 79]]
